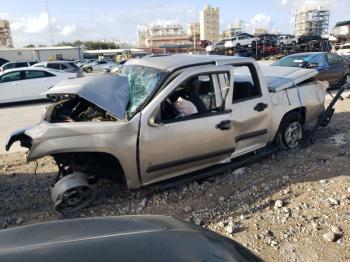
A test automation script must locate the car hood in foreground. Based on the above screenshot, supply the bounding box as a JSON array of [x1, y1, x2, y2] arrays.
[[46, 75, 129, 120], [0, 215, 262, 262]]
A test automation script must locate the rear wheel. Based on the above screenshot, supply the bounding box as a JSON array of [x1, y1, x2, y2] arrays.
[[276, 112, 304, 150], [86, 67, 92, 73]]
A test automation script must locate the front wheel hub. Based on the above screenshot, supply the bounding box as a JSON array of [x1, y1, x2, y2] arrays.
[[52, 172, 92, 213]]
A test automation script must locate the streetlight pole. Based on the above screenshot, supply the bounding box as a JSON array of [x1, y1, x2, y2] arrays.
[[45, 0, 54, 46]]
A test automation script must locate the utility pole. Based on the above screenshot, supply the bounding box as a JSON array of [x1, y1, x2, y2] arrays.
[[193, 8, 196, 51], [45, 0, 54, 46]]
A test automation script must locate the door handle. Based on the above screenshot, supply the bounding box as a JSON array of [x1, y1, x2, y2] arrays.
[[322, 68, 328, 71], [216, 120, 232, 130], [254, 102, 268, 112]]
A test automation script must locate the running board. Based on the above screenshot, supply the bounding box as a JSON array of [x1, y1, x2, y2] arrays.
[[151, 146, 277, 192]]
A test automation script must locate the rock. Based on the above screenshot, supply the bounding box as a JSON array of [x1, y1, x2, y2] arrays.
[[282, 207, 291, 214], [225, 224, 240, 234], [323, 231, 337, 242], [331, 225, 342, 235], [194, 218, 202, 226], [282, 175, 290, 182], [184, 206, 193, 213], [319, 179, 328, 185], [233, 168, 245, 176], [16, 217, 24, 225], [140, 198, 147, 208], [240, 214, 246, 220], [347, 187, 350, 193], [327, 197, 340, 206], [219, 197, 225, 202], [274, 200, 284, 209]]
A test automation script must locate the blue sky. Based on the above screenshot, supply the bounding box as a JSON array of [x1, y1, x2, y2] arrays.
[[0, 0, 349, 47]]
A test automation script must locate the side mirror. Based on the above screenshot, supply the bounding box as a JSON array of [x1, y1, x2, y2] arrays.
[[307, 63, 319, 68], [148, 116, 163, 127]]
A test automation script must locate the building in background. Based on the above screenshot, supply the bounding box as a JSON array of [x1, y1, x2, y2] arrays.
[[223, 20, 245, 38], [0, 19, 13, 48], [136, 23, 195, 52], [0, 46, 82, 64], [200, 5, 220, 42], [294, 6, 330, 36]]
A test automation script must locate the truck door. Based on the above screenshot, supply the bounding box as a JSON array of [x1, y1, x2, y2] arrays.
[[227, 63, 271, 156], [139, 66, 235, 185]]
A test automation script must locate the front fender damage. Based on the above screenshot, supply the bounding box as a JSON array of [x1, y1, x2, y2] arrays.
[[5, 127, 33, 152]]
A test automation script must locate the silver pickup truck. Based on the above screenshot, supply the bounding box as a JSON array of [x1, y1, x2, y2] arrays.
[[6, 55, 327, 212]]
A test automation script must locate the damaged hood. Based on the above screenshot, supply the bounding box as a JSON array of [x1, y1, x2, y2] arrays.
[[46, 75, 129, 119], [260, 66, 319, 92]]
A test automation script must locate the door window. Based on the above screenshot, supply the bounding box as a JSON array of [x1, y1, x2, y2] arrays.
[[232, 65, 262, 102], [15, 62, 29, 68], [309, 55, 326, 67], [326, 54, 343, 65], [161, 73, 226, 122], [0, 71, 23, 82], [47, 63, 61, 70], [25, 70, 54, 79], [60, 64, 68, 70]]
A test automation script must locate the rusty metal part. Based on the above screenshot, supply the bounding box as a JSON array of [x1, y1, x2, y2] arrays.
[[51, 172, 92, 213]]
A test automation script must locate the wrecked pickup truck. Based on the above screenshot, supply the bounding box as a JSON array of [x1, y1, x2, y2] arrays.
[[6, 54, 328, 212]]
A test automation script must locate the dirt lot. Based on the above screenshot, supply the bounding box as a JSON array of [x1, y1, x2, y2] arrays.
[[1, 95, 350, 262]]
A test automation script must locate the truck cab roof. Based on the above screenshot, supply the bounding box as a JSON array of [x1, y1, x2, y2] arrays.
[[125, 54, 256, 72]]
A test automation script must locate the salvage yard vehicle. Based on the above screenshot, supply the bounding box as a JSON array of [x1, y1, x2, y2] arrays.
[[6, 54, 328, 212], [277, 34, 298, 47], [224, 33, 258, 49], [272, 52, 350, 88], [0, 215, 262, 262], [0, 61, 37, 72], [82, 60, 116, 73], [32, 61, 83, 77], [0, 67, 77, 104]]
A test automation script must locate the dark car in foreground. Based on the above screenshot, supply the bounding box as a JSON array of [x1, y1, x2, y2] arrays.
[[272, 52, 349, 88], [0, 215, 262, 262]]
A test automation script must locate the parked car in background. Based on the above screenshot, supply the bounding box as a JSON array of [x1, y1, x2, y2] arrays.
[[337, 43, 350, 57], [297, 34, 322, 45], [256, 34, 277, 47], [272, 52, 350, 88], [76, 59, 98, 67], [82, 60, 117, 73], [224, 33, 258, 49], [0, 61, 37, 72], [0, 67, 76, 104], [32, 61, 83, 77], [277, 34, 298, 47]]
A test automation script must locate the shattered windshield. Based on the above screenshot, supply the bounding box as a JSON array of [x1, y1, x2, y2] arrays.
[[120, 65, 167, 114]]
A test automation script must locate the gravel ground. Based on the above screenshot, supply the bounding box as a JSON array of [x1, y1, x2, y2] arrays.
[[1, 95, 350, 262]]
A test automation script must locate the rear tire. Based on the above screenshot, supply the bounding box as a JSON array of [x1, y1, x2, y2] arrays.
[[276, 112, 304, 150], [86, 67, 92, 73]]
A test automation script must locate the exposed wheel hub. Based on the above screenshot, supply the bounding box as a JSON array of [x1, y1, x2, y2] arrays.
[[52, 172, 92, 213], [284, 122, 302, 149]]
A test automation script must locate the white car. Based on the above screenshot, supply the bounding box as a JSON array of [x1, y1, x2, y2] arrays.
[[277, 34, 298, 46], [0, 67, 76, 104], [337, 43, 350, 57], [82, 60, 117, 73], [224, 33, 258, 48]]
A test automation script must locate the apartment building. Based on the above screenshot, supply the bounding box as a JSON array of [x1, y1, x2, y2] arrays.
[[200, 5, 220, 42]]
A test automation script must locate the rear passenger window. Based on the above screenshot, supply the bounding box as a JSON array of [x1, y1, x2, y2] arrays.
[[60, 64, 68, 69], [232, 65, 261, 102], [47, 63, 61, 70], [25, 70, 48, 79], [326, 54, 343, 65], [15, 62, 29, 68]]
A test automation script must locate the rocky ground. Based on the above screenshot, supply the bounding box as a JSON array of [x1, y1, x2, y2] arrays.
[[1, 96, 350, 262]]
